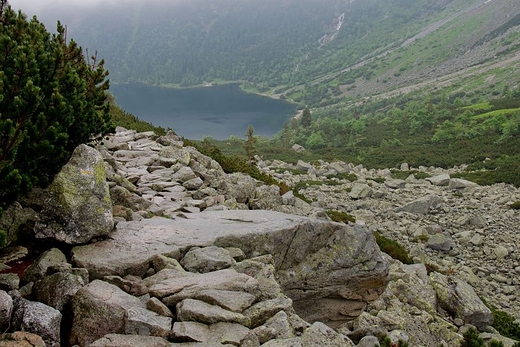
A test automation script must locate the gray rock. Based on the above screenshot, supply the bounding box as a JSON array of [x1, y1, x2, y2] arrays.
[[263, 311, 292, 339], [11, 296, 62, 347], [467, 214, 487, 228], [152, 254, 185, 272], [385, 179, 406, 189], [110, 185, 152, 211], [398, 195, 443, 214], [34, 144, 113, 244], [0, 273, 19, 291], [300, 321, 354, 346], [292, 144, 305, 153], [89, 334, 171, 347], [171, 321, 210, 342], [233, 256, 285, 300], [193, 289, 256, 312], [209, 322, 251, 346], [243, 297, 294, 328], [22, 248, 67, 284], [183, 177, 204, 190], [71, 211, 388, 326], [282, 191, 296, 206], [0, 332, 46, 347], [349, 184, 373, 199], [0, 203, 37, 248], [146, 297, 174, 318], [160, 147, 191, 167], [32, 272, 84, 311], [103, 275, 148, 296], [262, 337, 303, 347], [449, 178, 478, 190], [145, 268, 260, 306], [0, 245, 28, 264], [221, 173, 257, 203], [430, 272, 493, 330], [69, 280, 172, 347], [426, 174, 450, 186], [494, 245, 509, 260], [295, 160, 313, 172], [250, 185, 283, 210], [0, 290, 12, 329], [176, 298, 250, 326], [180, 246, 236, 273], [426, 234, 456, 253], [173, 166, 197, 183], [357, 336, 380, 347]]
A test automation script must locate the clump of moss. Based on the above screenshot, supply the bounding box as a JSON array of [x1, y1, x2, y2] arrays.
[[510, 201, 520, 210], [373, 232, 413, 264], [326, 210, 356, 224]]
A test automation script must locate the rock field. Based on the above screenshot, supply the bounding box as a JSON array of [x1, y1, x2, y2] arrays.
[[0, 127, 519, 347]]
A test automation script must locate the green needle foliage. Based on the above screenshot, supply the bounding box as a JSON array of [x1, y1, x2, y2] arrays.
[[0, 0, 113, 211]]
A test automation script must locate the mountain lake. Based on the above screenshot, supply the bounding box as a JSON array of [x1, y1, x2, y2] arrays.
[[110, 83, 297, 140]]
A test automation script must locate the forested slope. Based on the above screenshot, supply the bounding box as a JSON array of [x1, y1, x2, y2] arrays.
[[27, 0, 520, 105]]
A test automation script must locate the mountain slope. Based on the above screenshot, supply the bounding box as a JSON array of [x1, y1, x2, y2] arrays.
[[26, 0, 520, 103]]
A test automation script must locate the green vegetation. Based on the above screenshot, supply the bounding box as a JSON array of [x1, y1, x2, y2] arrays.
[[244, 125, 257, 165], [326, 210, 356, 224], [183, 138, 290, 196], [0, 229, 6, 248], [380, 335, 409, 347], [461, 328, 484, 347], [0, 1, 112, 213], [391, 170, 431, 180], [489, 306, 520, 341], [206, 94, 520, 188], [460, 327, 515, 347], [373, 231, 413, 265], [510, 201, 520, 210], [108, 100, 166, 135]]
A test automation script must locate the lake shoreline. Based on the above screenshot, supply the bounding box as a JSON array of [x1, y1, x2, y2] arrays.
[[110, 83, 297, 141], [115, 80, 302, 128]]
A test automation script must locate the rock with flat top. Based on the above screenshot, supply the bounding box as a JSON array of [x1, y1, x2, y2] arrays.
[[71, 210, 388, 327]]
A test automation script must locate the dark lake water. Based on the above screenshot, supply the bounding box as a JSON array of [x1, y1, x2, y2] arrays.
[[110, 84, 297, 140]]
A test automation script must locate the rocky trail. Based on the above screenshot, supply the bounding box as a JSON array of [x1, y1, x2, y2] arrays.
[[0, 127, 519, 347]]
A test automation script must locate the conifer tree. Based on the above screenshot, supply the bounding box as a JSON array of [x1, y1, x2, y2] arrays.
[[0, 0, 112, 211], [301, 106, 312, 128], [244, 125, 257, 165]]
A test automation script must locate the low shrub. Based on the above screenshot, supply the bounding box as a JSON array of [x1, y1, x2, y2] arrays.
[[489, 306, 520, 341], [373, 232, 413, 264], [184, 139, 290, 195], [461, 328, 484, 347], [510, 201, 520, 210]]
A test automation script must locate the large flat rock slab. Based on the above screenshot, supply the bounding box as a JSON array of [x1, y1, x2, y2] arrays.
[[71, 210, 388, 326]]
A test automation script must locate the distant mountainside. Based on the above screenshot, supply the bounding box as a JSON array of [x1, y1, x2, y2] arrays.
[[30, 0, 520, 107]]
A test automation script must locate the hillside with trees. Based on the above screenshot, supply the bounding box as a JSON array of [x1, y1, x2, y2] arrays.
[[9, 0, 520, 187]]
